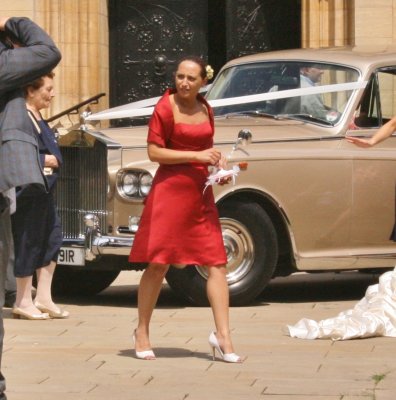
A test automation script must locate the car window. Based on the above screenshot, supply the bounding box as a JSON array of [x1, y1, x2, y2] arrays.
[[354, 67, 396, 128], [206, 61, 360, 125]]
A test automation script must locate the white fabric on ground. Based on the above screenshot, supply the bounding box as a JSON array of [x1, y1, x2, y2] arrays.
[[286, 267, 396, 340]]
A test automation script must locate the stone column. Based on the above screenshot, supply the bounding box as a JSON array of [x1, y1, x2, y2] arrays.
[[302, 0, 352, 48], [33, 0, 109, 127], [302, 0, 396, 49]]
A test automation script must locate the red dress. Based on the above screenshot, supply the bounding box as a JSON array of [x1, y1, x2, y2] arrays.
[[129, 90, 227, 266]]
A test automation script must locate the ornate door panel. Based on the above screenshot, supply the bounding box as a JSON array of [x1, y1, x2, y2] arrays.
[[109, 0, 208, 111], [225, 0, 301, 61], [225, 0, 271, 60]]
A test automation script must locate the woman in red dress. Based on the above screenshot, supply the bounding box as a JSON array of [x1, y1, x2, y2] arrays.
[[129, 56, 241, 363]]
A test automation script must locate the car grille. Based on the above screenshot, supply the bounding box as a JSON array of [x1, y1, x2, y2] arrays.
[[55, 142, 108, 240]]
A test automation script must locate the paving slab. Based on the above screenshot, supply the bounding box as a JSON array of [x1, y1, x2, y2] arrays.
[[2, 270, 396, 400]]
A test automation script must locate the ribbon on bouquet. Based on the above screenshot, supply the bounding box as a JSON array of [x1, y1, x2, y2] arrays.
[[203, 165, 241, 193], [85, 80, 367, 121]]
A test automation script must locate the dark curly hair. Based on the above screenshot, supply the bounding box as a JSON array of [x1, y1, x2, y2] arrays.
[[176, 56, 207, 79], [23, 71, 55, 97]]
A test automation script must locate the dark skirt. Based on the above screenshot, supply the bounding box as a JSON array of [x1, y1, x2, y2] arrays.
[[11, 190, 62, 277]]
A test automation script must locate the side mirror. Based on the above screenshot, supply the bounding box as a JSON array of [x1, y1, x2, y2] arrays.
[[238, 129, 252, 144], [232, 129, 252, 155]]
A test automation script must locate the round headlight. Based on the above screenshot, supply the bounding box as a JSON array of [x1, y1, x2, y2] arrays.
[[117, 169, 154, 200], [122, 173, 139, 196], [140, 172, 153, 196]]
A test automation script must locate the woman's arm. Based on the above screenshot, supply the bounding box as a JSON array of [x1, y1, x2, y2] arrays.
[[0, 17, 61, 93], [347, 116, 396, 148], [148, 143, 221, 165]]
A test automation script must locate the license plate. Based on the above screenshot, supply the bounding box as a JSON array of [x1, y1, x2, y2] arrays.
[[58, 247, 85, 266]]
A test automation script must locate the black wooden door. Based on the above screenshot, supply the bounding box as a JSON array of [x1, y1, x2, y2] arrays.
[[109, 0, 208, 111], [109, 0, 301, 122], [224, 0, 301, 61]]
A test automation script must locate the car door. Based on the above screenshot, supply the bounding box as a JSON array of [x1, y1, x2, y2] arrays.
[[346, 67, 396, 259]]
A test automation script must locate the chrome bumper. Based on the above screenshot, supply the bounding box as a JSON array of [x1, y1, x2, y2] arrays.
[[83, 214, 133, 260]]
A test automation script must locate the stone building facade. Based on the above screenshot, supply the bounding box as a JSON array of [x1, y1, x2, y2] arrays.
[[1, 0, 396, 127], [1, 0, 109, 128]]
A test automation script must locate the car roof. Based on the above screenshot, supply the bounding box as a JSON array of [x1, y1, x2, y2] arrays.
[[223, 46, 396, 72]]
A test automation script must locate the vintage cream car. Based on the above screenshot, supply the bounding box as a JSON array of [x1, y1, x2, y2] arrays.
[[55, 47, 396, 305]]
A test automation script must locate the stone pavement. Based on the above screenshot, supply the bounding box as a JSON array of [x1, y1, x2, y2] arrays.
[[3, 270, 396, 400]]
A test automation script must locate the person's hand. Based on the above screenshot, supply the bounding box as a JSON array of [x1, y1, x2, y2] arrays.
[[346, 136, 374, 148], [325, 110, 340, 123], [217, 155, 232, 185], [0, 17, 10, 31], [198, 148, 222, 165], [217, 154, 228, 169], [44, 155, 59, 168]]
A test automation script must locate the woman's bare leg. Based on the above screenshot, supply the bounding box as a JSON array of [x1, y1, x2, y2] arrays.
[[15, 275, 41, 314], [134, 263, 169, 352], [34, 261, 60, 311], [206, 265, 236, 354]]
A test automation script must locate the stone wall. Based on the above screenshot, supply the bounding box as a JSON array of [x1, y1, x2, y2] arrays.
[[302, 0, 396, 48], [0, 0, 109, 129]]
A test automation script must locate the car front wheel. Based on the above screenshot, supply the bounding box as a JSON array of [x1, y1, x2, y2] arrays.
[[165, 201, 279, 306]]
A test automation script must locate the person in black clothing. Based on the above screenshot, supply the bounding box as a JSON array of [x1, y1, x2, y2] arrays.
[[11, 72, 69, 320]]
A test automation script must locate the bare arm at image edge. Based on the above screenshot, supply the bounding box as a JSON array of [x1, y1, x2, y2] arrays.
[[347, 117, 396, 148]]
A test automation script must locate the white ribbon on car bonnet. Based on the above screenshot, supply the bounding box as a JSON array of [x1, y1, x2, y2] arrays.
[[85, 80, 367, 121]]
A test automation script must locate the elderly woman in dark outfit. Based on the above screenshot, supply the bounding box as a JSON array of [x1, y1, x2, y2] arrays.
[[11, 72, 69, 320]]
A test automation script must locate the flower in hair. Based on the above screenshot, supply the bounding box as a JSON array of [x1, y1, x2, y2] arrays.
[[206, 65, 214, 80]]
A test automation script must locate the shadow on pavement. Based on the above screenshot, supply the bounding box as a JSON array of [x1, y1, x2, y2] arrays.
[[257, 270, 383, 304], [118, 347, 210, 360], [55, 283, 190, 309], [55, 270, 385, 308]]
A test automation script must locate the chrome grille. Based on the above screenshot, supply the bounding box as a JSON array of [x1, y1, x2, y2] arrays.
[[55, 142, 108, 240]]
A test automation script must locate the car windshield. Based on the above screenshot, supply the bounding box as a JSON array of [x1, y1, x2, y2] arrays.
[[206, 61, 360, 125]]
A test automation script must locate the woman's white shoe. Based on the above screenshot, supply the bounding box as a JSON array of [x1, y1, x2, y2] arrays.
[[208, 331, 242, 363], [133, 330, 156, 360]]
